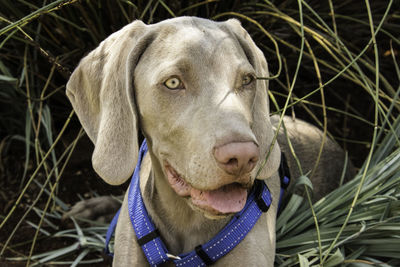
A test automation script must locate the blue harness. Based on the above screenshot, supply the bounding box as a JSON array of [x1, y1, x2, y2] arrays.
[[105, 140, 290, 266]]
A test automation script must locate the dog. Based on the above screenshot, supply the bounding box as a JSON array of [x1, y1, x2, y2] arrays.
[[66, 17, 352, 266]]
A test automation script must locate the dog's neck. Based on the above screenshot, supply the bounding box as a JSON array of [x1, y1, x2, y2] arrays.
[[139, 152, 231, 255]]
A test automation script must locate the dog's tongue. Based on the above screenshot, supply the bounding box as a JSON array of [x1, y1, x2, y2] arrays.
[[191, 184, 247, 214]]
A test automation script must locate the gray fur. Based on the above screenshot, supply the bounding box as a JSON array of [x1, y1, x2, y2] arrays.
[[65, 17, 351, 266]]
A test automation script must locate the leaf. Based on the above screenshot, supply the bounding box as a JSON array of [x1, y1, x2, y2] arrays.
[[324, 248, 344, 267], [71, 248, 90, 267], [277, 194, 304, 232], [298, 254, 310, 267], [0, 74, 17, 83], [295, 175, 314, 191]]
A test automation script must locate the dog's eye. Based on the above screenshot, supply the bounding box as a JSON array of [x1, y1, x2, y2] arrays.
[[242, 74, 254, 86], [164, 77, 184, 90]]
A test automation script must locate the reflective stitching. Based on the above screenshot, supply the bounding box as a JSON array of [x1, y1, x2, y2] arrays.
[[212, 205, 260, 259], [152, 239, 166, 262], [176, 256, 195, 266], [143, 244, 154, 265]]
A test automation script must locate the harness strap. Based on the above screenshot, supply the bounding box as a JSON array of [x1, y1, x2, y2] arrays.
[[104, 140, 290, 266], [172, 179, 271, 266], [195, 245, 214, 266], [105, 208, 120, 256], [279, 153, 290, 189], [279, 153, 291, 209], [137, 229, 160, 246], [254, 179, 271, 212], [128, 141, 169, 266]]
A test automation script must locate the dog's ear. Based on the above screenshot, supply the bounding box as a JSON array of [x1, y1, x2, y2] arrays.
[[224, 19, 281, 180], [66, 21, 153, 185]]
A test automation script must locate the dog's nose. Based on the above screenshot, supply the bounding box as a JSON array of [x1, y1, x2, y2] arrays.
[[214, 142, 260, 176]]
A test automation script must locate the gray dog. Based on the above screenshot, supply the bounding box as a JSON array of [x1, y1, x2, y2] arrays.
[[66, 17, 351, 266]]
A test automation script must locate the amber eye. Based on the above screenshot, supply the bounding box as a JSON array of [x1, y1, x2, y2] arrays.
[[242, 74, 254, 86], [164, 77, 184, 90]]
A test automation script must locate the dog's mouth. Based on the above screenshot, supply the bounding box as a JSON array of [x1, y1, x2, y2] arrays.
[[164, 162, 250, 215]]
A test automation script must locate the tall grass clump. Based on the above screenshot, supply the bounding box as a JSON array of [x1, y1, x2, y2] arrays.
[[0, 0, 399, 266]]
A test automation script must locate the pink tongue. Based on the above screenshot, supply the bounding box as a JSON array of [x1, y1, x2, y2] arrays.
[[191, 184, 247, 214]]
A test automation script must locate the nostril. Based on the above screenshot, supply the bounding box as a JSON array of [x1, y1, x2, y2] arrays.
[[250, 156, 258, 163], [226, 158, 238, 167]]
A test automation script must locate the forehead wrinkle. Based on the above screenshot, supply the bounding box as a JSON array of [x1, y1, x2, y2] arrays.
[[154, 20, 251, 69], [154, 17, 251, 69], [179, 35, 248, 84], [174, 24, 242, 63], [144, 22, 254, 92]]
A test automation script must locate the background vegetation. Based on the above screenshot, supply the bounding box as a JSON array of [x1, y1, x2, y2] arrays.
[[0, 0, 399, 266]]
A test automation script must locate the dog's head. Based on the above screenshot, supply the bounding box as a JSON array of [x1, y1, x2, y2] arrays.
[[66, 17, 281, 218]]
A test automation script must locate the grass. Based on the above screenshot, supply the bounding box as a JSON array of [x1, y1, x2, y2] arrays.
[[0, 0, 399, 266]]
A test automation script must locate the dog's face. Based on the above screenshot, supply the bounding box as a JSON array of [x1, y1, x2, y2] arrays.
[[66, 17, 281, 218]]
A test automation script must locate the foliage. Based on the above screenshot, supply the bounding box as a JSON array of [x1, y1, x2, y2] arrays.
[[0, 0, 399, 266]]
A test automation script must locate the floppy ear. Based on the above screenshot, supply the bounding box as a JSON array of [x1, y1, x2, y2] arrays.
[[66, 20, 153, 185], [225, 19, 281, 180]]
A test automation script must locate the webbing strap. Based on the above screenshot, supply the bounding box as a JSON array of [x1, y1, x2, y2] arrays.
[[195, 245, 214, 265], [105, 139, 289, 266], [278, 153, 291, 209], [173, 179, 272, 266], [128, 141, 169, 266], [105, 208, 120, 256]]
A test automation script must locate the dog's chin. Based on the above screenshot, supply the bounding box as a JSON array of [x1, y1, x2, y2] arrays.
[[164, 161, 251, 218]]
